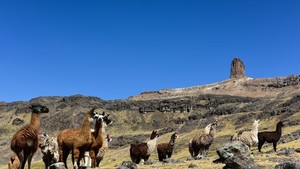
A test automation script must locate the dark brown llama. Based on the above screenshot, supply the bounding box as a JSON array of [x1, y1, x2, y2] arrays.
[[130, 130, 159, 164], [57, 108, 99, 168], [258, 121, 284, 152], [10, 104, 49, 169], [88, 112, 113, 168], [157, 132, 178, 161]]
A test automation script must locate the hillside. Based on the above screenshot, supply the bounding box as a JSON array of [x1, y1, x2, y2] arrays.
[[0, 74, 300, 168]]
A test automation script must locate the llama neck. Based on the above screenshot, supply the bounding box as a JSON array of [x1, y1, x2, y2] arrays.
[[29, 112, 41, 130], [276, 126, 282, 135], [169, 137, 176, 147], [81, 112, 91, 138], [209, 128, 216, 138], [204, 123, 212, 134], [94, 120, 103, 139], [147, 137, 158, 154], [251, 123, 259, 134]]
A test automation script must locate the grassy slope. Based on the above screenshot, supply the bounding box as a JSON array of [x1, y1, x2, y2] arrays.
[[1, 111, 299, 169]]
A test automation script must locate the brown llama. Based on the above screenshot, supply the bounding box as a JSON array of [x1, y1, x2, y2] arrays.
[[130, 130, 160, 164], [258, 121, 284, 152], [10, 104, 49, 169], [57, 108, 99, 168], [189, 121, 218, 159], [87, 112, 113, 168], [8, 155, 20, 169], [157, 132, 178, 161]]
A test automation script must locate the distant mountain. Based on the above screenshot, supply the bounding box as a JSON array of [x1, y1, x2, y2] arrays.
[[129, 75, 300, 100]]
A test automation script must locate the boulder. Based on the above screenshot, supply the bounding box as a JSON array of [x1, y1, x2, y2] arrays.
[[275, 162, 300, 169], [214, 141, 259, 169], [116, 161, 137, 169]]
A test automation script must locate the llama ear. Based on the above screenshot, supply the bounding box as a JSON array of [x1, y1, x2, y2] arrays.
[[102, 111, 105, 116]]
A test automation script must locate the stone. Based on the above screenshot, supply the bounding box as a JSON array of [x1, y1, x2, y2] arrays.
[[275, 162, 300, 169], [230, 58, 246, 79], [214, 141, 259, 169], [12, 118, 24, 126], [116, 161, 137, 169]]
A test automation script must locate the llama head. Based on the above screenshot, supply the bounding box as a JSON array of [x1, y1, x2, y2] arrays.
[[150, 130, 159, 139], [87, 108, 100, 121], [210, 122, 218, 131], [212, 117, 220, 127], [103, 112, 113, 126], [90, 108, 104, 121], [172, 132, 179, 140], [253, 119, 260, 126], [277, 121, 284, 128], [30, 104, 49, 114]]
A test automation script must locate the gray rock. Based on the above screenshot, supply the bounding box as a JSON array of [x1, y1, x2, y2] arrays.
[[275, 162, 300, 169], [188, 163, 198, 168], [214, 141, 259, 169], [116, 161, 137, 169]]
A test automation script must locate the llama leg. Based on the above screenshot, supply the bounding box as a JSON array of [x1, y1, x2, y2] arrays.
[[91, 151, 97, 168], [144, 155, 150, 162], [158, 153, 163, 161], [258, 140, 265, 152], [73, 149, 80, 168], [83, 151, 90, 167], [273, 142, 277, 152], [17, 151, 25, 169], [63, 148, 70, 169], [136, 157, 141, 164], [27, 153, 34, 169]]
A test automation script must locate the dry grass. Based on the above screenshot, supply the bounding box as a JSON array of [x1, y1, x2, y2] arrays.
[[1, 111, 299, 169]]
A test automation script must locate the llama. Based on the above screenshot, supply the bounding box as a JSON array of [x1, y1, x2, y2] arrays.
[[57, 108, 100, 169], [95, 134, 112, 167], [38, 133, 59, 169], [258, 121, 284, 152], [231, 119, 260, 148], [189, 122, 218, 159], [82, 112, 113, 168], [10, 104, 49, 169], [157, 132, 178, 161], [86, 112, 113, 168], [189, 119, 219, 158], [8, 155, 20, 169], [130, 130, 159, 164]]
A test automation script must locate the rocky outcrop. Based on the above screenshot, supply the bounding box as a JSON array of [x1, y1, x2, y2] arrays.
[[116, 161, 137, 169], [213, 141, 259, 169], [230, 58, 246, 79], [275, 161, 300, 169]]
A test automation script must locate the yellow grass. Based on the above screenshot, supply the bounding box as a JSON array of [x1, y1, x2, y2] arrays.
[[1, 112, 299, 169]]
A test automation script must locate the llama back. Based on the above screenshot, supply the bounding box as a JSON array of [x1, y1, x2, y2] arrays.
[[130, 143, 148, 156]]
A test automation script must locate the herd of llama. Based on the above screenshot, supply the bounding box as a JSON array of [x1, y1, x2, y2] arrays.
[[8, 104, 285, 169]]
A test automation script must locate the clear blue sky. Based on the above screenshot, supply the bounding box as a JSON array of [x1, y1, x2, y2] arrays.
[[0, 1, 299, 102]]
